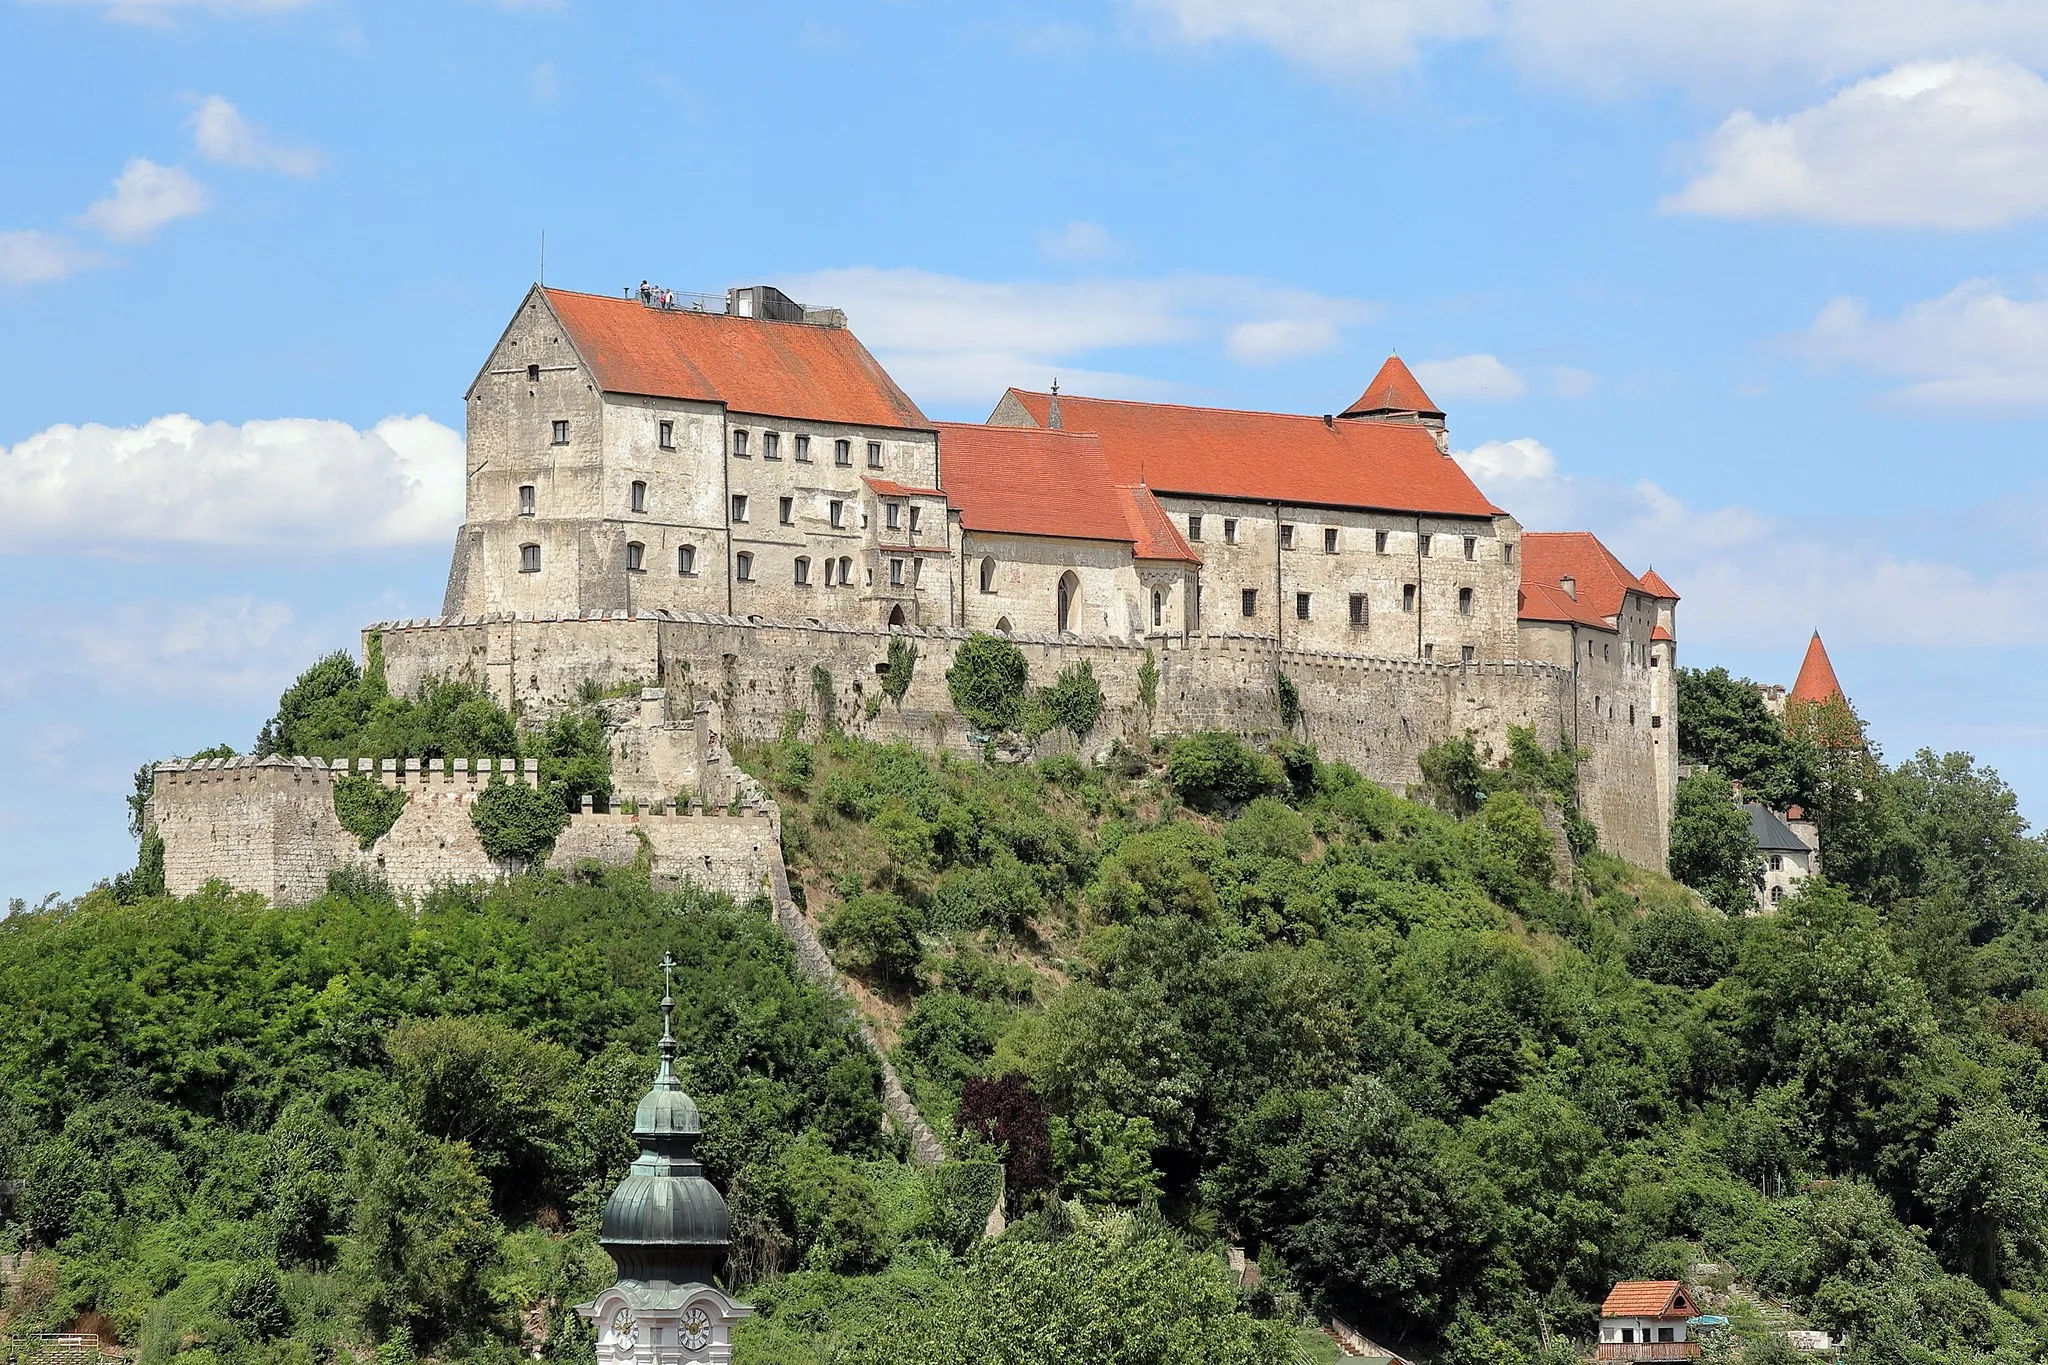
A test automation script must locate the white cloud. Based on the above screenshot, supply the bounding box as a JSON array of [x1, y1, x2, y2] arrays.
[[1792, 278, 2048, 406], [0, 413, 464, 552], [776, 266, 1378, 404], [77, 159, 207, 243], [1412, 353, 1527, 399], [191, 96, 323, 177], [0, 231, 108, 285], [26, 0, 314, 22], [1455, 434, 2048, 649], [1134, 0, 2048, 98], [1664, 59, 2048, 228], [1037, 220, 1116, 262]]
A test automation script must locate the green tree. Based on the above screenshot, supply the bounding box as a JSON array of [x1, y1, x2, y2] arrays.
[[1668, 770, 1762, 914], [1049, 1108, 1161, 1206], [1165, 731, 1279, 813], [1625, 901, 1734, 988], [1919, 1103, 2048, 1289], [947, 634, 1030, 733], [1040, 661, 1104, 740], [386, 1016, 582, 1213], [1417, 733, 1489, 817], [1676, 666, 1807, 807], [881, 638, 919, 707], [345, 1113, 502, 1345], [822, 892, 925, 986], [470, 776, 570, 861]]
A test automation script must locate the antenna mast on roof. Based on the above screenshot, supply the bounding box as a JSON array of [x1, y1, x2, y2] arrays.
[[538, 231, 545, 285]]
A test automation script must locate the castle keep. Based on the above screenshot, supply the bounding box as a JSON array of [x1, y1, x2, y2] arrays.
[[154, 281, 1682, 897]]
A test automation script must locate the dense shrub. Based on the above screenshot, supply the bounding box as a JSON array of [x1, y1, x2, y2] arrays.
[[470, 776, 570, 862], [1040, 661, 1104, 740], [333, 774, 408, 849], [822, 892, 925, 986], [1165, 730, 1279, 812], [946, 633, 1030, 733]]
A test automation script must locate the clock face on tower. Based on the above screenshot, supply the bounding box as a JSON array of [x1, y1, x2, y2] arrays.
[[609, 1307, 637, 1350], [679, 1306, 714, 1352]]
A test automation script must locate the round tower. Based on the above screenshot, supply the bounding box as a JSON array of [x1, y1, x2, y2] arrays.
[[578, 954, 751, 1364]]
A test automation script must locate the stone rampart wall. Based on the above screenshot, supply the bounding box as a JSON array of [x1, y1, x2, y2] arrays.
[[371, 610, 1668, 869], [150, 753, 779, 906]]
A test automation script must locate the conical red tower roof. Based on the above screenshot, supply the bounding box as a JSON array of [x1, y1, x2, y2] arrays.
[[1790, 632, 1845, 705], [1342, 354, 1443, 418], [1637, 567, 1679, 600]]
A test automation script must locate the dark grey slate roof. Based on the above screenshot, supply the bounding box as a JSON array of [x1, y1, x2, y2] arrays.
[[1745, 803, 1812, 854]]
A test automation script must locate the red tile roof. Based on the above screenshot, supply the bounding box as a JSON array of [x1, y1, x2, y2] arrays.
[[1518, 582, 1617, 632], [1115, 485, 1201, 564], [539, 287, 930, 430], [864, 477, 945, 499], [1520, 532, 1646, 623], [1342, 354, 1443, 418], [1637, 567, 1680, 600], [1600, 1282, 1693, 1319], [935, 423, 1140, 546], [1790, 632, 1845, 705], [1650, 624, 1675, 642], [995, 389, 1499, 518]]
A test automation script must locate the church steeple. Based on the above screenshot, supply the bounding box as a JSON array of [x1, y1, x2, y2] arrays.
[[580, 955, 752, 1363], [596, 952, 733, 1287]]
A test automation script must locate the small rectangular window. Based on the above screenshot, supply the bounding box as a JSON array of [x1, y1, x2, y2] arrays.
[[1349, 593, 1367, 627], [867, 441, 883, 469], [1651, 653, 1661, 669], [1187, 515, 1203, 542], [732, 430, 749, 457], [1423, 643, 1435, 660], [1295, 592, 1311, 620], [794, 435, 811, 462], [735, 551, 753, 581], [520, 543, 540, 573], [1403, 584, 1417, 612], [1241, 588, 1257, 618], [551, 420, 569, 445], [829, 499, 844, 529], [909, 506, 921, 533], [1463, 536, 1477, 560], [1504, 542, 1516, 564], [730, 494, 748, 522], [1280, 524, 1295, 550], [1461, 645, 1476, 664], [794, 557, 810, 586], [1770, 854, 1782, 871], [834, 439, 851, 466], [1223, 518, 1237, 545], [526, 363, 540, 382], [763, 432, 780, 460], [518, 484, 535, 516], [1419, 533, 1431, 557], [1324, 527, 1338, 554], [890, 558, 904, 586], [626, 541, 645, 572], [886, 503, 901, 530], [1375, 530, 1389, 554], [1458, 586, 1473, 616], [678, 544, 696, 575], [658, 420, 674, 450], [823, 558, 837, 586], [630, 480, 647, 513], [779, 496, 794, 525]]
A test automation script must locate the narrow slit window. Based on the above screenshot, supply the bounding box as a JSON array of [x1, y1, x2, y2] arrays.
[[1223, 518, 1237, 545], [794, 556, 810, 585], [1295, 591, 1311, 620], [1280, 524, 1295, 550], [518, 484, 535, 516], [889, 558, 904, 586], [1324, 527, 1339, 553], [1419, 533, 1432, 557], [829, 499, 844, 529], [630, 480, 647, 513], [1375, 530, 1389, 554], [1349, 593, 1367, 627], [1403, 584, 1417, 612], [1463, 536, 1477, 560], [867, 441, 883, 469], [1152, 590, 1163, 627], [779, 496, 794, 525], [1241, 588, 1257, 617], [1458, 586, 1473, 615], [979, 557, 996, 593], [839, 556, 853, 584], [909, 506, 921, 533], [658, 420, 674, 450]]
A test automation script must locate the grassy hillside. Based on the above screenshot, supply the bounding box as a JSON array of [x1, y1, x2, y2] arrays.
[[8, 694, 2048, 1364]]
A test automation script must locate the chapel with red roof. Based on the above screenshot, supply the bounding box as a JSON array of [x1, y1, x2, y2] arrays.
[[429, 280, 1682, 866]]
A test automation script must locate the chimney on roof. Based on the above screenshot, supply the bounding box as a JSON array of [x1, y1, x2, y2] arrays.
[[1048, 378, 1062, 431], [1323, 413, 1334, 428], [1560, 575, 1576, 600]]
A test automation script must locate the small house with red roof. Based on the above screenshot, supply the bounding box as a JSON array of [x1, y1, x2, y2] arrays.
[[1596, 1281, 1700, 1360]]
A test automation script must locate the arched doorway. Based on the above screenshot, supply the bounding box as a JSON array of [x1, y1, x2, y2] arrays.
[[1057, 571, 1080, 634], [888, 604, 906, 628], [995, 616, 1012, 635]]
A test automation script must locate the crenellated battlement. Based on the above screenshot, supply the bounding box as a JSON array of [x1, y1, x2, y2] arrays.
[[154, 753, 542, 789]]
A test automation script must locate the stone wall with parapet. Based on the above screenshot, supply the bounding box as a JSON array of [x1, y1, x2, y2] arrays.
[[149, 752, 778, 906], [370, 610, 1669, 870]]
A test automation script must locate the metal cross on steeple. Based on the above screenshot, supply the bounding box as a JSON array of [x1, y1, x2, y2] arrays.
[[657, 951, 679, 1076]]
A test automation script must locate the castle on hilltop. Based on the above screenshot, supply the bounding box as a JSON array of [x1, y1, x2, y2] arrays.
[[151, 281, 1684, 899]]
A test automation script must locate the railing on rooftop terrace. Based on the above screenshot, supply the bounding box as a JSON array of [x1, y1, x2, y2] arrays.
[[624, 286, 730, 313], [1594, 1344, 1699, 1362]]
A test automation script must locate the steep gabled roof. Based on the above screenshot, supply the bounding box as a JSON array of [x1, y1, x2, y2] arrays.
[[1650, 624, 1675, 643], [1790, 632, 1845, 705], [993, 389, 1499, 518], [935, 423, 1139, 546], [1342, 354, 1443, 418], [1518, 581, 1617, 632], [1746, 803, 1814, 854], [538, 287, 929, 429], [1637, 566, 1680, 600], [1519, 531, 1646, 623], [1600, 1281, 1695, 1319], [1115, 485, 1201, 564]]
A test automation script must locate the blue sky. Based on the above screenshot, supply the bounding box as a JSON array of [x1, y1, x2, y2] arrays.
[[6, 0, 2048, 898]]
